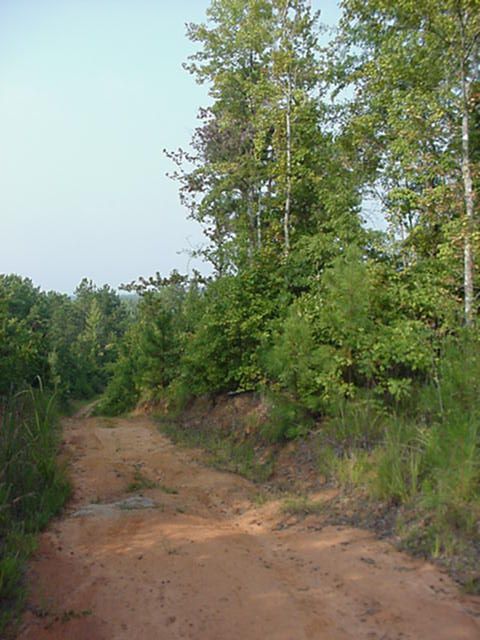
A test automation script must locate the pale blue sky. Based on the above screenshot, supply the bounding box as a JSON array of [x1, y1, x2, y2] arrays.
[[0, 1, 341, 293]]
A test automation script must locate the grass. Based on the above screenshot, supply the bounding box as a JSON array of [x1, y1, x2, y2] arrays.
[[59, 609, 93, 623], [157, 418, 274, 483], [313, 335, 480, 591], [127, 466, 179, 495], [30, 599, 93, 629], [281, 496, 325, 517], [159, 484, 179, 495], [127, 468, 158, 492], [0, 387, 70, 637], [98, 417, 118, 429], [251, 491, 270, 506]]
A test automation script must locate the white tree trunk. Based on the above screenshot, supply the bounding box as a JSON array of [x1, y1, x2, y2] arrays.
[[459, 15, 475, 325], [256, 189, 262, 249], [462, 101, 475, 325], [284, 74, 292, 256]]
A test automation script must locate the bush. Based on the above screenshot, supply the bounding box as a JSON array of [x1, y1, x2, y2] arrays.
[[95, 330, 140, 416], [180, 266, 285, 396], [264, 308, 336, 413], [265, 248, 436, 415], [260, 395, 314, 443], [366, 334, 479, 560]]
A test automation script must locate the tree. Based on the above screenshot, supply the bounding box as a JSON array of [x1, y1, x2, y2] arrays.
[[337, 0, 480, 323], [0, 275, 49, 395], [169, 0, 331, 271]]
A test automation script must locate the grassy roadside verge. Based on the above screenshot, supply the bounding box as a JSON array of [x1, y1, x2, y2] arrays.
[[157, 417, 274, 484], [154, 367, 480, 594], [0, 388, 71, 637]]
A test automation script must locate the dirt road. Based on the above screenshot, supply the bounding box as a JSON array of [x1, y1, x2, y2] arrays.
[[17, 414, 480, 640]]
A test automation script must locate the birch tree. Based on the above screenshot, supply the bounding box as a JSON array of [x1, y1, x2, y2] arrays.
[[338, 0, 480, 323], [170, 0, 326, 271]]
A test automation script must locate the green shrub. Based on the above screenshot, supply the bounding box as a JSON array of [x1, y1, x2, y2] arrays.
[[179, 265, 286, 396], [264, 309, 336, 413], [265, 248, 435, 415], [260, 395, 314, 443], [95, 343, 139, 416]]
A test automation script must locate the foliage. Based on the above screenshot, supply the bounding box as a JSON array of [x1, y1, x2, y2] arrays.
[[50, 279, 129, 400], [180, 262, 286, 395], [264, 247, 446, 416], [0, 276, 50, 396], [97, 273, 202, 414], [320, 333, 480, 570], [169, 0, 363, 272], [336, 0, 480, 321], [0, 275, 130, 406], [95, 325, 141, 415]]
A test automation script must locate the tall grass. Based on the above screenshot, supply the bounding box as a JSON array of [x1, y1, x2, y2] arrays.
[[322, 333, 480, 581], [0, 385, 70, 635]]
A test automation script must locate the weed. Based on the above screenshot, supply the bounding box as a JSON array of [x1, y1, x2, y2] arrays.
[[463, 577, 480, 596], [251, 491, 269, 506], [159, 484, 178, 495], [334, 450, 374, 490], [98, 418, 118, 429], [325, 392, 387, 452], [127, 469, 158, 492], [371, 421, 421, 504], [60, 609, 93, 624], [281, 496, 324, 517]]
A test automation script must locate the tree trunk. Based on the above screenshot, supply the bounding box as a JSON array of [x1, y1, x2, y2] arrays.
[[284, 74, 292, 256], [462, 105, 475, 325], [459, 19, 475, 325], [256, 188, 262, 249]]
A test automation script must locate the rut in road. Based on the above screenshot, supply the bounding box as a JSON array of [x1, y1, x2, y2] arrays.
[[17, 413, 480, 640]]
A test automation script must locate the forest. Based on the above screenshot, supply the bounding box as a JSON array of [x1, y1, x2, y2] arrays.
[[1, 0, 480, 632]]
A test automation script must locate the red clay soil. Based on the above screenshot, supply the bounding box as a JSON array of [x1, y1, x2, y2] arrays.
[[16, 413, 480, 640]]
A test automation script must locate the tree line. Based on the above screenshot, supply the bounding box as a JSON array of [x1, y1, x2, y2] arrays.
[[102, 0, 479, 411], [0, 275, 130, 403]]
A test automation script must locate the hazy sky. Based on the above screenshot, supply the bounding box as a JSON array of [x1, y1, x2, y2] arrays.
[[0, 1, 341, 293]]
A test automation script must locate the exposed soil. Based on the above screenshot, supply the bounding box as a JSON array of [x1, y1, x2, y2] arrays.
[[16, 412, 480, 640]]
